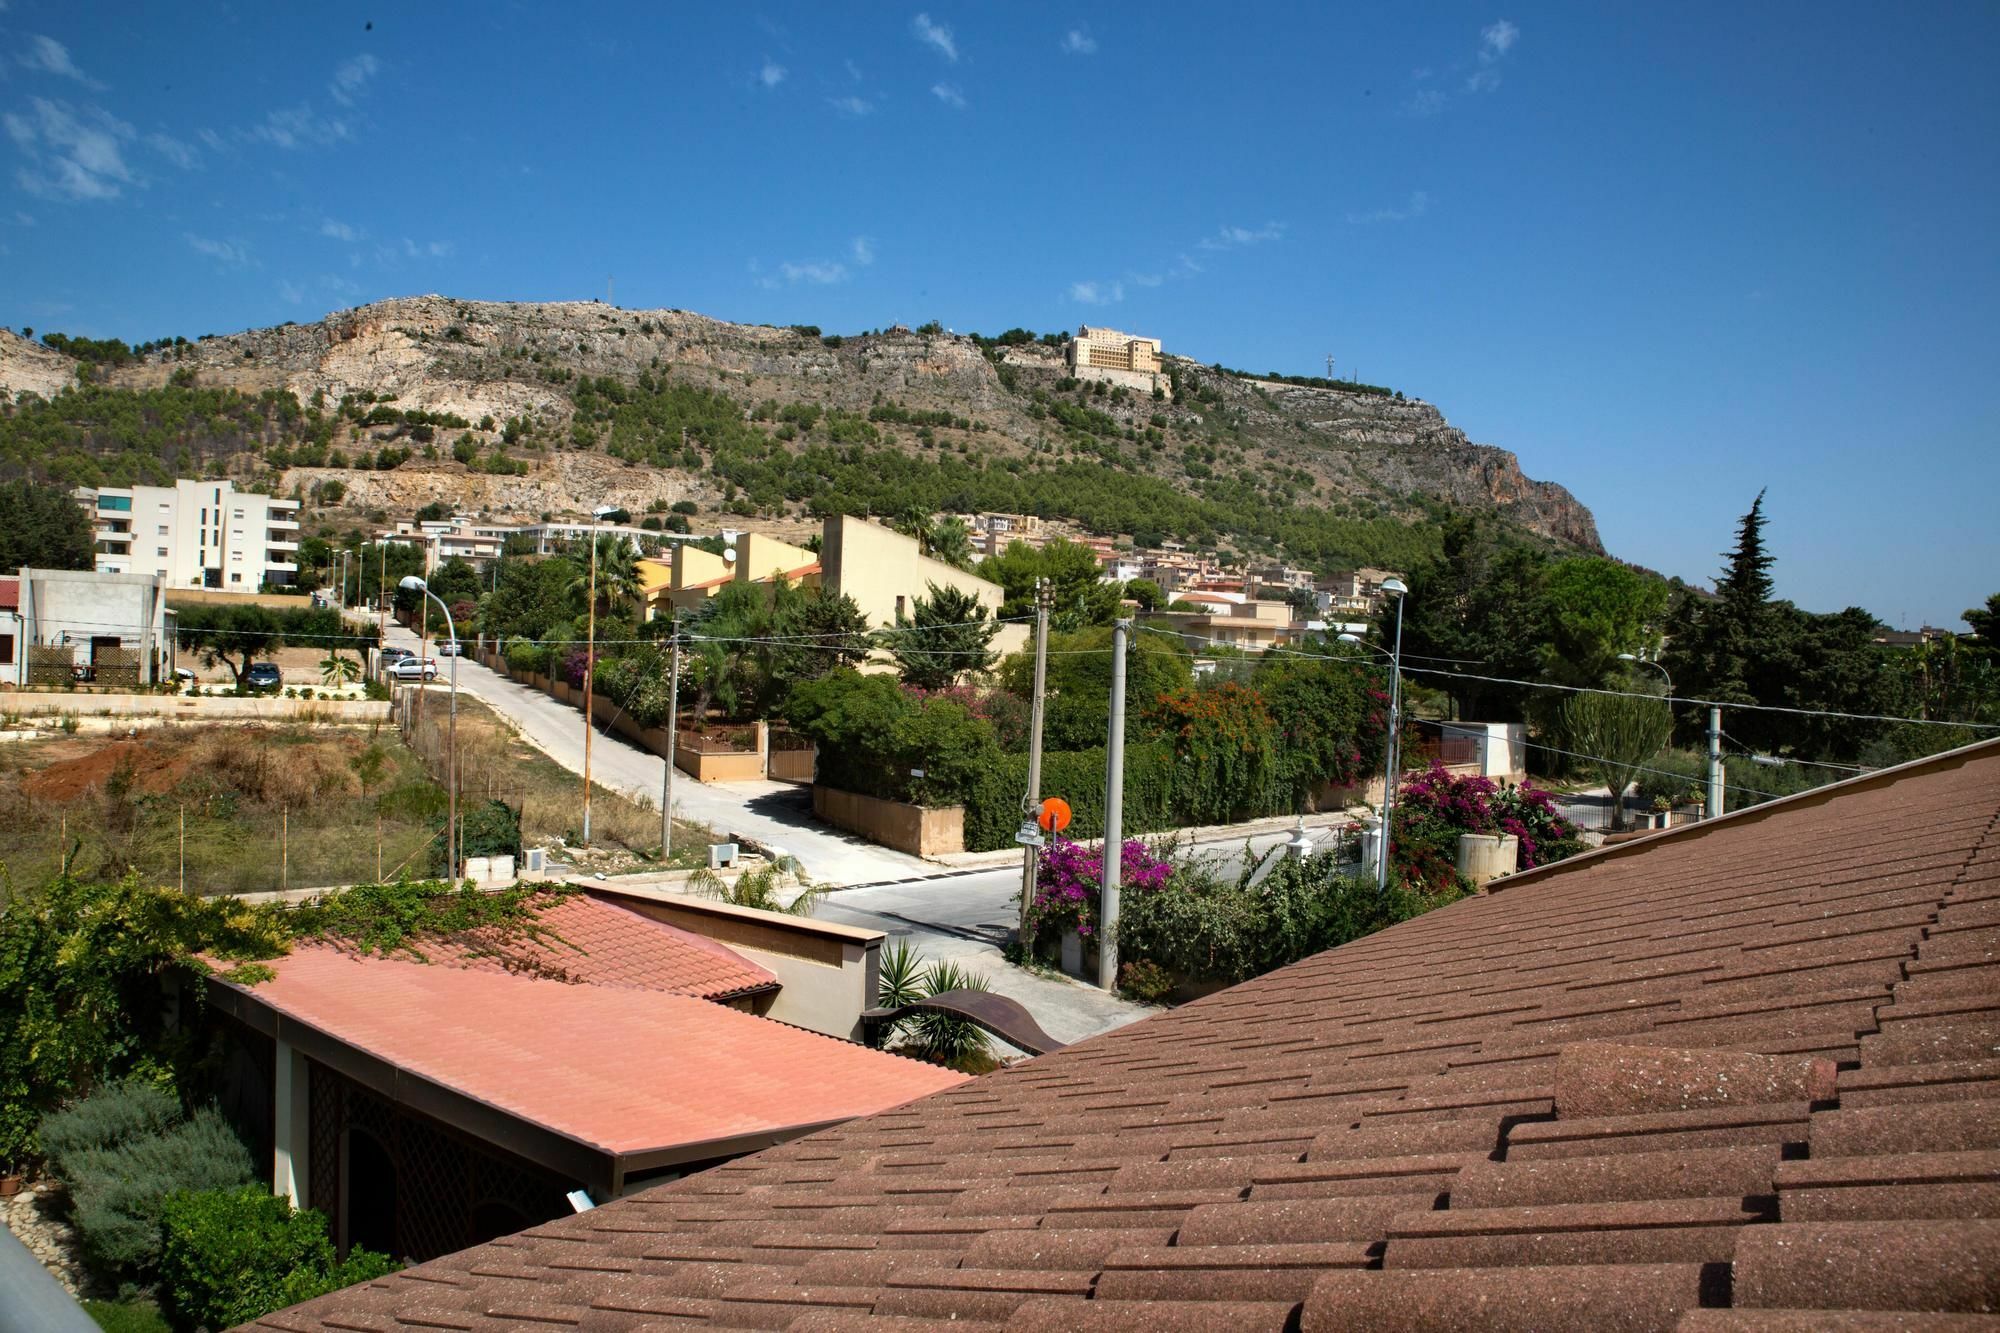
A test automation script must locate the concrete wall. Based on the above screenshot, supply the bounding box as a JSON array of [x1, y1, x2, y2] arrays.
[[0, 692, 390, 722], [590, 887, 883, 1040], [812, 785, 964, 857], [768, 744, 816, 783]]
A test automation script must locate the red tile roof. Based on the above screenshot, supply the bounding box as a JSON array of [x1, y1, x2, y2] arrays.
[[426, 890, 777, 1000], [219, 947, 964, 1159], [254, 740, 2000, 1331], [0, 576, 16, 612]]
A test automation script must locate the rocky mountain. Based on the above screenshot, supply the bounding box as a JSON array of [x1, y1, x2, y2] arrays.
[[0, 296, 1599, 563]]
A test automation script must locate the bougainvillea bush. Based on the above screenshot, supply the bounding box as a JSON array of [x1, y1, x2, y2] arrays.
[[1391, 763, 1583, 892], [1025, 839, 1174, 945]]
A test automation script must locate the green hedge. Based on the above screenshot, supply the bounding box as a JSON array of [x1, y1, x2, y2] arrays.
[[157, 1185, 397, 1332], [963, 743, 1195, 852]]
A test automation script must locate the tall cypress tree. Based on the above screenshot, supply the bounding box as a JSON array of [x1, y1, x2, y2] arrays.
[[1717, 489, 1775, 624]]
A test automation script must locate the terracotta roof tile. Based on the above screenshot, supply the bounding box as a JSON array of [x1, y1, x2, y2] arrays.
[[257, 741, 2000, 1330], [216, 949, 960, 1159]]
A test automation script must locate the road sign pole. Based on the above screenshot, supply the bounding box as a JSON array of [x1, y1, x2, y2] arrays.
[[1019, 579, 1051, 940]]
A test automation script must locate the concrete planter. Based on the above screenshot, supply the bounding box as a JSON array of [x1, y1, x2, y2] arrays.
[[811, 786, 964, 857], [1055, 929, 1100, 983], [1456, 832, 1520, 889]]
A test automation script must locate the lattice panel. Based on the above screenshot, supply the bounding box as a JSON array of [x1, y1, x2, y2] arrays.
[[308, 1061, 343, 1238]]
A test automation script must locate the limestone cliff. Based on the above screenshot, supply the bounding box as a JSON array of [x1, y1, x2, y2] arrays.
[[7, 295, 1599, 553]]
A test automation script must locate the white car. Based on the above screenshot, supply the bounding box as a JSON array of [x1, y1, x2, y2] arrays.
[[435, 640, 464, 656], [388, 657, 439, 681]]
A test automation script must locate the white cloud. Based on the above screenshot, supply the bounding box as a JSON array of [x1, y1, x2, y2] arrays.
[[399, 237, 453, 259], [1346, 190, 1430, 225], [1069, 280, 1123, 306], [1129, 271, 1163, 288], [1198, 221, 1286, 251], [5, 97, 134, 200], [251, 104, 351, 149], [828, 95, 874, 116], [851, 236, 876, 266], [1406, 87, 1449, 117], [147, 130, 198, 170], [328, 53, 381, 106], [1061, 29, 1097, 56], [13, 211, 33, 226], [320, 218, 359, 242], [185, 232, 251, 266], [780, 259, 848, 285], [931, 82, 965, 108], [279, 278, 305, 305], [912, 13, 957, 62], [758, 59, 786, 88], [1465, 19, 1518, 93], [18, 35, 104, 89]]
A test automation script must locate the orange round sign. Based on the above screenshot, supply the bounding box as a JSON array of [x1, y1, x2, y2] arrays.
[[1038, 797, 1072, 833]]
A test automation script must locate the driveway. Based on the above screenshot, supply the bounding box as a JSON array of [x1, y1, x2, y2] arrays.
[[386, 628, 935, 886]]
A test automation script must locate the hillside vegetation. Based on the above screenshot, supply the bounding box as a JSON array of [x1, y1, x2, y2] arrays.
[[0, 298, 1600, 571]]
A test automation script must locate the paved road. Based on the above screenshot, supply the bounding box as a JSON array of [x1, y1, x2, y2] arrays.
[[809, 826, 1323, 1046], [386, 628, 935, 886]]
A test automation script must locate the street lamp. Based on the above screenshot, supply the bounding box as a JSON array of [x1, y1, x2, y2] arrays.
[[1617, 652, 1673, 696], [1339, 576, 1408, 892], [400, 575, 459, 882]]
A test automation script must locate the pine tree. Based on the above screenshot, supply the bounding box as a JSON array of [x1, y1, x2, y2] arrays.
[[889, 583, 998, 691], [1717, 489, 1775, 624]]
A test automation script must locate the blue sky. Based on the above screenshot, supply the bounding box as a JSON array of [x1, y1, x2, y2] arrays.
[[3, 3, 1996, 628]]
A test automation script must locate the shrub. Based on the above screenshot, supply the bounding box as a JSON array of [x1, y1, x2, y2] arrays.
[[1116, 852, 1456, 986], [41, 1083, 255, 1279], [157, 1185, 398, 1333], [1117, 959, 1173, 1003]]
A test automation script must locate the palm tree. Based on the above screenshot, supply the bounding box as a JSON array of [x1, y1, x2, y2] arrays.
[[565, 534, 644, 625], [319, 652, 360, 687], [927, 516, 975, 570]]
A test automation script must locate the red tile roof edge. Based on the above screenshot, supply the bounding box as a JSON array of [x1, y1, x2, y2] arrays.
[[1485, 733, 2000, 899]]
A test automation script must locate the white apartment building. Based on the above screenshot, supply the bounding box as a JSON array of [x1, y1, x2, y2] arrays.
[[81, 481, 300, 591]]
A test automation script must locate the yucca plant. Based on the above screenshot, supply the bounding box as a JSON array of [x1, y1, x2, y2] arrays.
[[319, 652, 360, 687], [874, 940, 993, 1070]]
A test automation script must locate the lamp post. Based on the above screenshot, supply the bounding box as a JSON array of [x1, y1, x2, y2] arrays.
[[1617, 652, 1673, 697], [400, 575, 458, 881], [1340, 574, 1408, 892]]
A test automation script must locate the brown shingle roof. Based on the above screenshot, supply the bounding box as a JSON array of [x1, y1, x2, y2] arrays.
[[254, 740, 2000, 1330]]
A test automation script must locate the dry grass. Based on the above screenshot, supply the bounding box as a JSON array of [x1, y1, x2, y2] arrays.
[[0, 721, 437, 895]]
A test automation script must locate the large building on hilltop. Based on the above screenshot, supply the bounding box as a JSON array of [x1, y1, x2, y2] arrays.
[[77, 479, 299, 591], [1067, 324, 1171, 396]]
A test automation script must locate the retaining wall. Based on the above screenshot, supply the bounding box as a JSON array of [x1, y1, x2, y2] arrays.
[[812, 786, 965, 857], [0, 693, 390, 723]]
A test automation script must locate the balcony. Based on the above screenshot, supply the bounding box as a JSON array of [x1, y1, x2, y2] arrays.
[[267, 513, 300, 529], [267, 536, 299, 552]]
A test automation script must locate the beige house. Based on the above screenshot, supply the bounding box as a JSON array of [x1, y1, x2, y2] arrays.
[[820, 515, 1028, 659], [643, 533, 820, 620], [1066, 325, 1170, 396], [1149, 597, 1301, 652]]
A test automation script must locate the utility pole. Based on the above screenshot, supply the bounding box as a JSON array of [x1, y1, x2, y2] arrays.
[[582, 537, 597, 844], [1376, 578, 1409, 891], [661, 620, 681, 860], [1097, 617, 1131, 990], [376, 546, 387, 660], [1707, 705, 1725, 820], [1018, 579, 1052, 938]]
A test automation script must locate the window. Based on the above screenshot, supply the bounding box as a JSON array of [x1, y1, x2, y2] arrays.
[[157, 525, 169, 536], [157, 547, 168, 557], [232, 509, 244, 519], [230, 573, 242, 583], [97, 495, 131, 512], [158, 503, 170, 512], [0, 634, 13, 666]]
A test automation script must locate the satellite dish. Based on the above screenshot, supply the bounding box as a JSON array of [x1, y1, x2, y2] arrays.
[[723, 545, 738, 563]]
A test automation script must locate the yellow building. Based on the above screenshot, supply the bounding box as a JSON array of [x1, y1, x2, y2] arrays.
[[819, 515, 1029, 660], [640, 533, 821, 620]]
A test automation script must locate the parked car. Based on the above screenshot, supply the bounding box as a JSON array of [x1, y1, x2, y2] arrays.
[[379, 645, 413, 663], [388, 657, 439, 681], [435, 640, 464, 656], [245, 662, 283, 690]]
